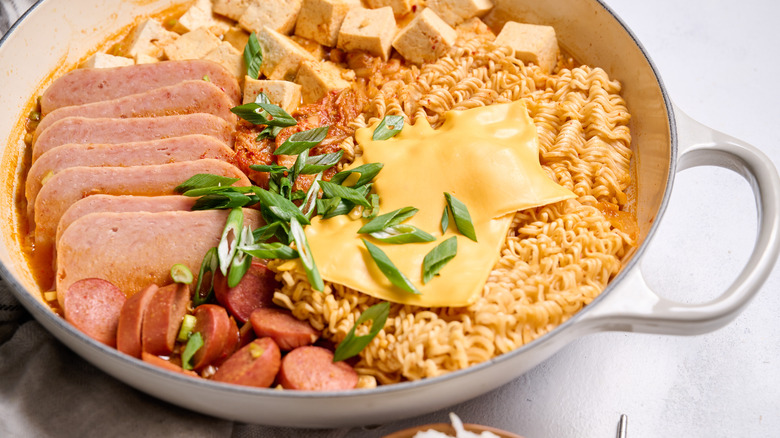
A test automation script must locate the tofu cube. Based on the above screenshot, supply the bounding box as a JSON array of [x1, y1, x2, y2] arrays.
[[134, 53, 160, 65], [173, 0, 231, 36], [392, 8, 456, 64], [337, 7, 397, 60], [239, 0, 302, 35], [81, 53, 134, 69], [126, 19, 179, 59], [427, 0, 493, 27], [243, 77, 303, 114], [223, 26, 251, 52], [494, 21, 559, 74], [257, 26, 316, 80], [364, 0, 412, 16], [295, 0, 360, 47], [163, 27, 222, 61], [204, 42, 245, 78], [295, 60, 352, 103], [212, 0, 253, 21], [290, 35, 327, 60]]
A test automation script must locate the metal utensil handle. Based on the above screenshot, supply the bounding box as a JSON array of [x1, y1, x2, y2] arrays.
[[581, 105, 780, 335]]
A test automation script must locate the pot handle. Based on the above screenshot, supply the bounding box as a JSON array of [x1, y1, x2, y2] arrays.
[[580, 105, 780, 335]]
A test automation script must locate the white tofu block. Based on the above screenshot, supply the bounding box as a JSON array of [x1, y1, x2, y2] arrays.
[[223, 27, 250, 52], [212, 0, 253, 21], [494, 21, 559, 74], [173, 0, 231, 36], [294, 0, 360, 47], [364, 0, 412, 16], [134, 53, 160, 65], [81, 53, 134, 69], [163, 27, 222, 61], [337, 7, 397, 60], [427, 0, 493, 27], [239, 0, 302, 35], [392, 8, 456, 64], [243, 77, 303, 114], [290, 35, 327, 60], [204, 42, 245, 78], [258, 26, 316, 80], [127, 19, 179, 59], [295, 60, 351, 103]]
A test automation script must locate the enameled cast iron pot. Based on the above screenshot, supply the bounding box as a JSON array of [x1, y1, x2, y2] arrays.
[[1, 0, 778, 427]]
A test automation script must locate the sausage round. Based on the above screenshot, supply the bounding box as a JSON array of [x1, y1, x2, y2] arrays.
[[62, 278, 126, 347], [249, 307, 318, 351], [278, 346, 358, 391], [116, 284, 159, 358], [212, 337, 281, 388], [141, 352, 198, 377], [212, 316, 240, 367], [189, 304, 231, 371], [141, 283, 190, 356], [214, 261, 279, 324]]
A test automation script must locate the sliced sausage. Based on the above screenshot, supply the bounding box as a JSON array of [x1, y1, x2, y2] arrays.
[[26, 135, 234, 222], [34, 80, 237, 142], [40, 59, 241, 114], [278, 346, 358, 391], [141, 352, 198, 377], [141, 283, 190, 356], [212, 337, 281, 388], [33, 114, 235, 161], [116, 283, 159, 358], [189, 304, 231, 371], [214, 261, 279, 324], [238, 320, 257, 349], [56, 209, 263, 304], [62, 278, 126, 347], [213, 316, 241, 367], [250, 307, 319, 351], [36, 159, 250, 264]]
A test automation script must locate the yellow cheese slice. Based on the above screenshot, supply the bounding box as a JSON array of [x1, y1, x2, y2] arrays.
[[304, 100, 575, 307]]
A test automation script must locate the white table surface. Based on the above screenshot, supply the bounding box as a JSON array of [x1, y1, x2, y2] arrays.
[[3, 1, 780, 437]]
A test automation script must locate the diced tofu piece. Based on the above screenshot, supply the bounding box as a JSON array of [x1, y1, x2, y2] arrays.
[[239, 0, 302, 35], [455, 17, 495, 42], [427, 0, 493, 27], [173, 0, 231, 36], [337, 7, 397, 60], [81, 53, 134, 69], [294, 0, 360, 47], [295, 60, 351, 104], [126, 19, 179, 59], [257, 26, 316, 80], [204, 42, 245, 78], [212, 0, 253, 21], [290, 35, 327, 60], [392, 8, 456, 64], [364, 0, 412, 16], [494, 21, 558, 74], [223, 27, 250, 52], [163, 27, 222, 61], [134, 53, 160, 65], [243, 77, 303, 114]]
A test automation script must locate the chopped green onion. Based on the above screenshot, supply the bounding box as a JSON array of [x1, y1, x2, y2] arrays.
[[249, 163, 288, 173], [300, 150, 343, 174], [358, 207, 418, 234], [170, 264, 194, 284], [444, 192, 477, 242], [202, 75, 211, 82], [257, 102, 297, 126], [440, 205, 450, 233], [330, 162, 383, 187], [254, 91, 271, 105], [316, 197, 350, 219], [372, 115, 404, 140], [217, 208, 244, 275], [252, 187, 311, 225], [181, 185, 254, 197], [369, 224, 435, 244], [300, 173, 322, 219], [361, 239, 420, 295], [175, 174, 240, 193], [252, 221, 283, 242], [362, 193, 380, 219], [243, 32, 263, 80], [422, 236, 457, 283], [230, 102, 296, 127], [319, 180, 371, 208], [291, 217, 324, 292], [274, 126, 329, 156], [193, 248, 218, 306], [177, 314, 197, 342], [226, 226, 254, 288], [191, 192, 258, 210], [333, 301, 390, 362], [181, 332, 204, 370], [239, 242, 299, 259]]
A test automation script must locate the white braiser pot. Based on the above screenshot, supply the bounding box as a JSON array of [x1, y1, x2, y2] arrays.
[[0, 0, 777, 428]]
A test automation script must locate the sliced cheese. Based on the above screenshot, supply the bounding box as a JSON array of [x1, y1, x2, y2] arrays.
[[304, 100, 575, 307]]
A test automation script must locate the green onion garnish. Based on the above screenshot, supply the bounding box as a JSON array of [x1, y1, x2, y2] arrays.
[[231, 102, 296, 127], [226, 226, 253, 288], [191, 192, 258, 210], [243, 32, 263, 80], [274, 126, 329, 156], [291, 217, 324, 292], [181, 332, 204, 370], [362, 193, 380, 219], [333, 301, 390, 362], [444, 192, 477, 242], [175, 174, 240, 193], [239, 242, 299, 259], [330, 162, 383, 187], [170, 264, 194, 284], [217, 208, 244, 275], [300, 173, 322, 219], [252, 221, 283, 242], [193, 247, 218, 306], [361, 239, 420, 295], [319, 180, 371, 208], [300, 150, 343, 174], [372, 115, 404, 140], [440, 205, 450, 233], [358, 206, 418, 234], [422, 236, 457, 283], [369, 224, 435, 244], [252, 187, 311, 225], [177, 314, 197, 342]]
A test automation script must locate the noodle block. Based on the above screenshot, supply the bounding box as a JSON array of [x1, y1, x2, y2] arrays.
[[494, 21, 558, 74], [302, 101, 575, 307]]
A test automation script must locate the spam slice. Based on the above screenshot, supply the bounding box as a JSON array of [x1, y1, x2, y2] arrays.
[[56, 195, 198, 247], [26, 135, 234, 221], [33, 114, 235, 161], [34, 159, 250, 262], [40, 60, 241, 114], [34, 80, 238, 142], [56, 209, 263, 302]]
